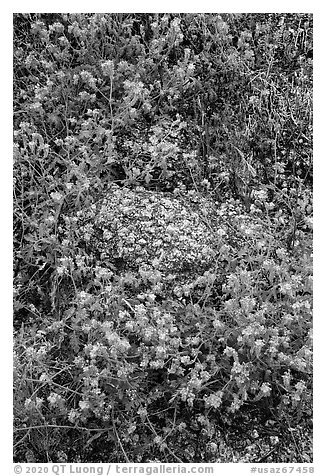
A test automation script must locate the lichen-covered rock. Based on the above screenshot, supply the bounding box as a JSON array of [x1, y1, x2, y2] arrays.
[[89, 185, 220, 280]]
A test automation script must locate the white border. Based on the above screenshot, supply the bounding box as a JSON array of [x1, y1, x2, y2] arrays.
[[3, 3, 325, 474], [8, 1, 318, 13]]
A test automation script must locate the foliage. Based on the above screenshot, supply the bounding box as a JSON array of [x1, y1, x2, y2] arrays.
[[13, 13, 312, 463]]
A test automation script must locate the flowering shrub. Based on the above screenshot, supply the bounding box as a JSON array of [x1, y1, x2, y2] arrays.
[[14, 13, 312, 463]]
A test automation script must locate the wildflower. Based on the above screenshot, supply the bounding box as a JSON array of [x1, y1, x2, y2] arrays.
[[150, 360, 165, 369], [283, 370, 291, 388], [29, 102, 43, 112], [279, 281, 294, 296], [72, 357, 84, 369], [295, 381, 306, 393], [78, 291, 90, 303], [230, 396, 242, 412], [39, 373, 49, 383], [50, 191, 63, 202], [208, 442, 218, 453], [74, 255, 85, 269], [173, 286, 183, 297], [56, 266, 67, 276], [88, 343, 102, 359], [204, 391, 223, 409], [47, 392, 66, 408], [187, 63, 195, 73], [79, 400, 90, 410], [25, 397, 44, 411], [67, 410, 79, 424], [265, 202, 275, 210], [240, 296, 256, 313], [260, 382, 272, 396], [254, 339, 265, 357], [80, 70, 97, 88], [180, 355, 190, 364], [257, 240, 267, 250], [25, 347, 37, 359], [155, 345, 167, 358], [154, 436, 163, 445], [282, 314, 293, 325], [270, 436, 279, 445], [45, 214, 55, 225], [224, 346, 239, 360], [212, 318, 223, 329], [275, 248, 286, 261], [217, 228, 226, 237], [101, 60, 114, 77], [146, 293, 156, 302]]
